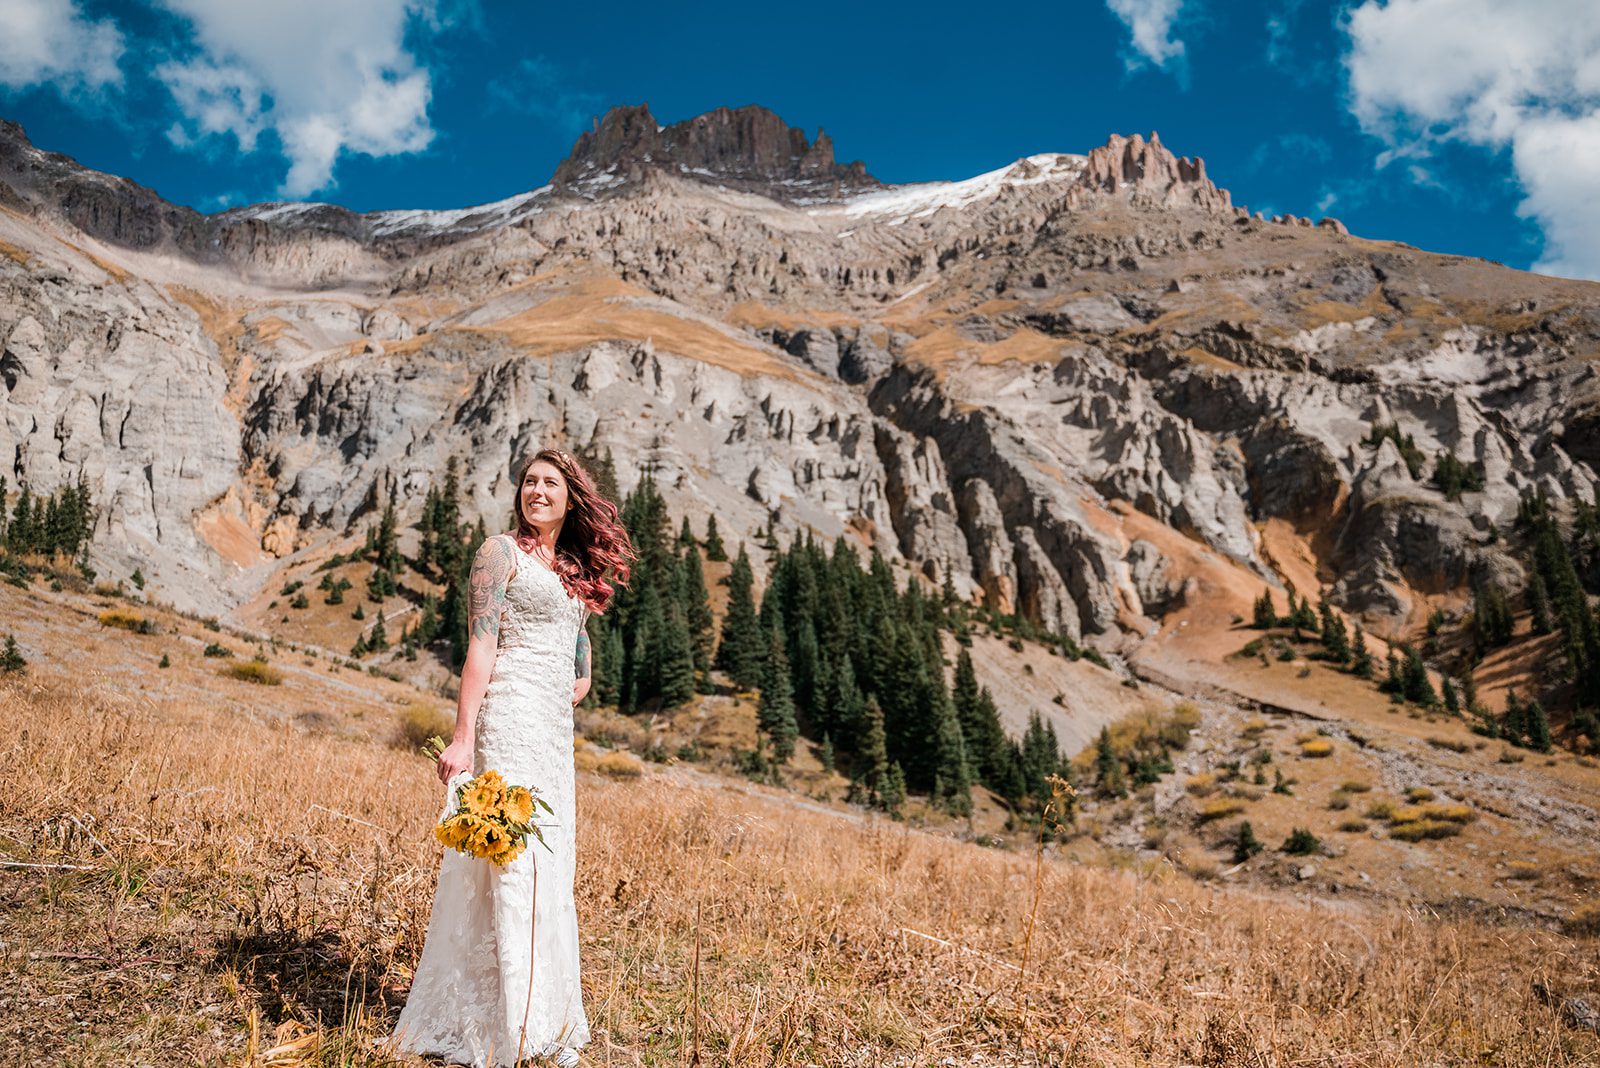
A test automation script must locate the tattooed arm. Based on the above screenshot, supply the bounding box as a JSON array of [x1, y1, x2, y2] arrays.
[[436, 535, 516, 783], [573, 610, 592, 707]]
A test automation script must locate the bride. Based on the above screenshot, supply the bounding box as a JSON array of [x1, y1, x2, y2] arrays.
[[394, 448, 634, 1067]]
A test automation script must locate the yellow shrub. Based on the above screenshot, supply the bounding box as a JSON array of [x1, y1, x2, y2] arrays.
[[1565, 902, 1600, 937], [1339, 781, 1371, 793], [1299, 739, 1334, 758], [1366, 799, 1397, 820], [395, 702, 453, 751], [221, 660, 282, 686], [1405, 786, 1435, 802], [1507, 860, 1541, 881], [1196, 798, 1247, 822], [595, 751, 643, 779], [1417, 803, 1474, 824], [1389, 819, 1462, 841], [1185, 772, 1219, 796], [1240, 718, 1269, 736], [98, 609, 153, 634]]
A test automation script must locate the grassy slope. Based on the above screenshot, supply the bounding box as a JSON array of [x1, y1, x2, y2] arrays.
[[3, 580, 1598, 1066]]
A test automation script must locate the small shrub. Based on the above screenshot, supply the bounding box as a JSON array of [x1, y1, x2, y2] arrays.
[[1232, 821, 1264, 863], [1340, 780, 1371, 793], [1389, 819, 1461, 841], [1299, 739, 1334, 758], [1185, 772, 1219, 796], [1196, 798, 1247, 823], [158, 653, 170, 669], [203, 643, 232, 658], [1328, 794, 1350, 811], [1426, 736, 1470, 753], [98, 609, 156, 634], [1337, 819, 1369, 833], [1404, 786, 1436, 802], [1276, 646, 1296, 662], [0, 635, 26, 675], [1240, 717, 1268, 736], [395, 702, 452, 751], [1499, 748, 1525, 764], [594, 751, 643, 779], [1366, 799, 1397, 820], [1564, 902, 1600, 938], [1282, 827, 1320, 854], [1506, 860, 1541, 881], [222, 660, 282, 686]]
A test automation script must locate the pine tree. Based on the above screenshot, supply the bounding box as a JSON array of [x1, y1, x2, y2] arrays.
[[703, 514, 727, 561], [1351, 627, 1374, 678], [659, 602, 697, 708], [376, 484, 401, 573], [717, 545, 765, 690], [1383, 648, 1402, 694], [1318, 598, 1351, 662], [819, 732, 835, 773], [1528, 567, 1552, 635], [861, 696, 890, 805], [368, 604, 389, 652], [0, 634, 25, 674], [1526, 698, 1552, 752], [1400, 645, 1437, 706], [596, 624, 624, 706], [1233, 821, 1264, 862], [932, 694, 972, 816], [759, 629, 798, 762], [1094, 726, 1127, 799], [1503, 689, 1525, 747], [1441, 676, 1460, 715], [677, 515, 697, 552], [881, 761, 907, 817], [353, 603, 365, 620]]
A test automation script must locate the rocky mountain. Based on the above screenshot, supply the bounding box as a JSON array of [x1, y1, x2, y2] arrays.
[[3, 101, 1599, 669]]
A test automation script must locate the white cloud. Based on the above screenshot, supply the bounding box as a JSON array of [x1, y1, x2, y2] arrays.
[[1106, 0, 1189, 73], [0, 0, 123, 92], [154, 0, 447, 197], [1344, 0, 1600, 279]]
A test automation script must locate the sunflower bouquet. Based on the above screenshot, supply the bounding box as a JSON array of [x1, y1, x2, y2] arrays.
[[431, 765, 555, 867]]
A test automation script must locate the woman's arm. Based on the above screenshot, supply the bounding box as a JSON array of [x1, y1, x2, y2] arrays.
[[436, 535, 516, 783], [573, 611, 592, 706]]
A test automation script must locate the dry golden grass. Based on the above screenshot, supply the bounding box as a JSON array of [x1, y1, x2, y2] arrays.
[[97, 608, 153, 633], [393, 701, 452, 751], [3, 664, 1598, 1065], [220, 659, 284, 686]]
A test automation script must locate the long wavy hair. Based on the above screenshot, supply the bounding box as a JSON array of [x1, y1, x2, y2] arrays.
[[511, 448, 633, 614]]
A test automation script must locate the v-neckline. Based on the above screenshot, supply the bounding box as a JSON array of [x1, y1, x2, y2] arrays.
[[512, 536, 557, 579]]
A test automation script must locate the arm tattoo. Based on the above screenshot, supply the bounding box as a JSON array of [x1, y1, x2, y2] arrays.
[[468, 537, 514, 642], [575, 624, 591, 679]]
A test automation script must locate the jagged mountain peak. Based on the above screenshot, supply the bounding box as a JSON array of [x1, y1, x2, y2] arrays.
[[551, 102, 879, 200]]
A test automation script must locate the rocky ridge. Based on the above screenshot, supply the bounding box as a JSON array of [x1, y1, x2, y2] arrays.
[[3, 105, 1599, 657]]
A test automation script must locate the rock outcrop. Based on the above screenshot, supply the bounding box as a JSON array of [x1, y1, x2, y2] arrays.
[[3, 103, 1599, 642]]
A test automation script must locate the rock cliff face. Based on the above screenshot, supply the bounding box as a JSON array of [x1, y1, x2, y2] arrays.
[[3, 104, 1599, 647]]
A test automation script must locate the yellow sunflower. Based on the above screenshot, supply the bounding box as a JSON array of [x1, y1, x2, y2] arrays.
[[503, 786, 535, 825], [433, 813, 471, 850], [460, 777, 504, 818]]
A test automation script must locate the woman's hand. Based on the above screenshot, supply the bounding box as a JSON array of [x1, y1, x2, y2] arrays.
[[572, 677, 591, 707], [436, 737, 474, 784]]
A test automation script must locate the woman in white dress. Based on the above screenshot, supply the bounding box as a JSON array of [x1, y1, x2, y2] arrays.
[[395, 449, 633, 1067]]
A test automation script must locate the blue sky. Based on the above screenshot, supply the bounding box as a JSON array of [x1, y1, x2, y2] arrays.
[[1, 0, 1595, 278]]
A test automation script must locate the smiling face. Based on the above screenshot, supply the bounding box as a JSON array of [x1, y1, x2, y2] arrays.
[[518, 459, 571, 531]]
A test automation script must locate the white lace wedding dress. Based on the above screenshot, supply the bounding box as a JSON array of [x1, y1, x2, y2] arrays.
[[395, 538, 591, 1065]]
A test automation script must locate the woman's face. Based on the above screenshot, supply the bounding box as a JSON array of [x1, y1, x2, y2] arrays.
[[520, 460, 571, 529]]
